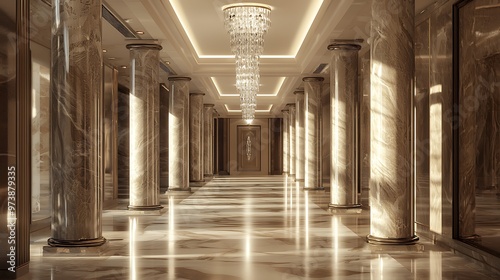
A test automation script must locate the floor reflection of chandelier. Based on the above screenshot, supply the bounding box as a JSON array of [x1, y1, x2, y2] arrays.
[[223, 3, 271, 121]]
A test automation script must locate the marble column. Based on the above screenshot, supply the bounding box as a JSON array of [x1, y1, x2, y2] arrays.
[[303, 77, 324, 190], [282, 109, 290, 174], [204, 104, 215, 177], [48, 0, 105, 247], [127, 44, 163, 211], [189, 93, 205, 182], [159, 83, 169, 190], [288, 104, 296, 177], [168, 77, 191, 192], [328, 43, 362, 211], [367, 0, 418, 244], [295, 91, 305, 183]]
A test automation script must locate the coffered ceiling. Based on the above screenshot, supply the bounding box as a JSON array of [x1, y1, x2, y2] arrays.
[[34, 0, 436, 118]]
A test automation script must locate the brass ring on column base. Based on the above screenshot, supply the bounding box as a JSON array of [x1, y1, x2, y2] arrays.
[[48, 236, 107, 247], [127, 205, 164, 211], [328, 203, 362, 209], [366, 234, 419, 245]]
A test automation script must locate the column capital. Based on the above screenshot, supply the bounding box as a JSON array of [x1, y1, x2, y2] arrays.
[[327, 43, 361, 51], [168, 76, 191, 82], [302, 77, 324, 82], [204, 103, 215, 107], [293, 90, 304, 95], [126, 43, 163, 50], [281, 109, 289, 114], [286, 103, 296, 108], [190, 92, 205, 96]]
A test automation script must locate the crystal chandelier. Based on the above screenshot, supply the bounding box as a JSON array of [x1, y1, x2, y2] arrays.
[[223, 3, 271, 121]]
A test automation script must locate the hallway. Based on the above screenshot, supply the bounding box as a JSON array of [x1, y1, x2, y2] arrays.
[[25, 176, 499, 279]]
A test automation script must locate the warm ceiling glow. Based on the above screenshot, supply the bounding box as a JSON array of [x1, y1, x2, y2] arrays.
[[211, 77, 285, 97], [169, 0, 324, 58], [224, 104, 273, 113]]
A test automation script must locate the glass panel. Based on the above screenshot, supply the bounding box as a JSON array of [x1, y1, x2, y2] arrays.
[[30, 0, 52, 224], [458, 0, 500, 255]]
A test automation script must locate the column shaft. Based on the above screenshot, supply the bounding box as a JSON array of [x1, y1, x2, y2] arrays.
[[282, 110, 290, 174], [328, 44, 362, 210], [49, 0, 105, 246], [303, 78, 324, 190], [159, 83, 169, 189], [127, 44, 162, 210], [190, 93, 205, 182], [367, 0, 418, 244], [295, 91, 305, 182], [204, 105, 215, 177], [288, 104, 296, 176], [168, 77, 191, 192]]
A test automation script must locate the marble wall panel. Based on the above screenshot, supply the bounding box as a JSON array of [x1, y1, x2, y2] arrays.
[[415, 17, 430, 230]]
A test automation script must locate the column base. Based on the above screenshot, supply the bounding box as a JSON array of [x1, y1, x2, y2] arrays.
[[190, 179, 205, 182], [44, 237, 108, 256], [127, 205, 165, 215], [328, 204, 362, 214], [204, 174, 214, 177], [366, 234, 419, 245], [295, 178, 304, 182]]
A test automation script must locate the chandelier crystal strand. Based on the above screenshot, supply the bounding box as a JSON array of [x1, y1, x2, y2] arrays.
[[223, 4, 271, 120]]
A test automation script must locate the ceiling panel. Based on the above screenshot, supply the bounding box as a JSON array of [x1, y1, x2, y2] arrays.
[[169, 0, 324, 57], [212, 76, 286, 96]]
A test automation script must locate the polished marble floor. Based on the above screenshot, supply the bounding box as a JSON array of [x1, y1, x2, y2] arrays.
[[23, 176, 500, 279]]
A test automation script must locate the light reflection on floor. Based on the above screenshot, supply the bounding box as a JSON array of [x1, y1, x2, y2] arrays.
[[23, 176, 500, 279]]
